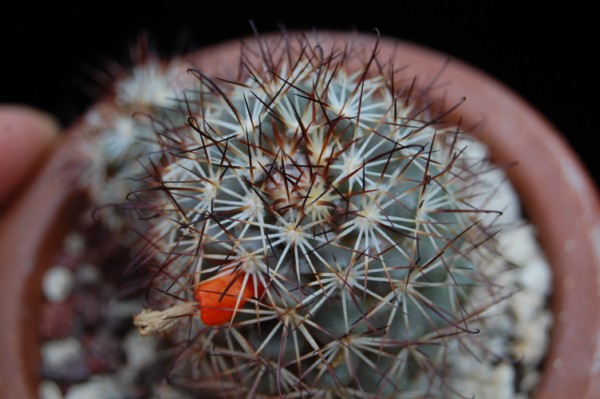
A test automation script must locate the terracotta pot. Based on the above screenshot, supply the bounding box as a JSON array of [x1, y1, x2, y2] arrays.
[[1, 32, 598, 398]]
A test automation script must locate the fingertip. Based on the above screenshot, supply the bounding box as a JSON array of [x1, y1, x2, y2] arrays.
[[0, 105, 61, 206], [0, 105, 61, 140]]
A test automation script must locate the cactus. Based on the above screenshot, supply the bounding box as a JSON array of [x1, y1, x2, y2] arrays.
[[80, 34, 521, 398]]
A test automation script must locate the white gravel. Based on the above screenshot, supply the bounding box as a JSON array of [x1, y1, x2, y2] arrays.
[[446, 223, 552, 399], [38, 139, 553, 399], [442, 142, 553, 398], [75, 262, 102, 285], [39, 380, 63, 399], [63, 232, 86, 257], [42, 265, 74, 303], [65, 376, 124, 399], [122, 328, 158, 371], [40, 337, 85, 370]]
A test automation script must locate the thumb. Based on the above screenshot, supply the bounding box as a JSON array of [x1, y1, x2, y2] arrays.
[[0, 105, 60, 207]]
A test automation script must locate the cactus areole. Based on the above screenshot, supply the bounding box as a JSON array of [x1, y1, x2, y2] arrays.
[[98, 33, 518, 398]]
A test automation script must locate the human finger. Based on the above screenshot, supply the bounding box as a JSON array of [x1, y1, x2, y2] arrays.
[[0, 105, 60, 207]]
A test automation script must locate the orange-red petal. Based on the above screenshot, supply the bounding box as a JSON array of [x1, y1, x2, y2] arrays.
[[195, 272, 259, 326]]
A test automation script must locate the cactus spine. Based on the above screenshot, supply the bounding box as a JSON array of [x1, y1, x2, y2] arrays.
[[83, 34, 512, 398]]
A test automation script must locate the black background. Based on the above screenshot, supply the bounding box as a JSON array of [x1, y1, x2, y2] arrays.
[[1, 2, 597, 184]]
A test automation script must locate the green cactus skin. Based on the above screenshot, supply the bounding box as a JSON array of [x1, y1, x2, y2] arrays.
[[82, 34, 514, 398]]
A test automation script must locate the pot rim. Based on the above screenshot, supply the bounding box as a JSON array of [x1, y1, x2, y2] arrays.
[[1, 30, 598, 398]]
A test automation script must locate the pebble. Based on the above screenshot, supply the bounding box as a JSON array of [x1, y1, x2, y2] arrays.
[[499, 224, 539, 264], [519, 256, 552, 295], [122, 329, 157, 371], [451, 349, 516, 399], [65, 376, 124, 399], [446, 216, 552, 398], [42, 266, 75, 303], [63, 232, 86, 257], [39, 379, 63, 399], [520, 370, 542, 394], [513, 312, 553, 365], [75, 262, 102, 286], [41, 337, 90, 382], [150, 384, 195, 399], [41, 337, 85, 369]]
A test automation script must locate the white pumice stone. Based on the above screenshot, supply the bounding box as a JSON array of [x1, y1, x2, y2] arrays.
[[39, 379, 63, 399], [499, 224, 540, 265], [122, 329, 158, 371], [63, 232, 86, 257], [65, 376, 124, 399], [514, 312, 553, 366], [149, 384, 195, 399], [42, 265, 74, 303], [519, 256, 552, 295], [41, 337, 84, 369], [75, 262, 101, 285]]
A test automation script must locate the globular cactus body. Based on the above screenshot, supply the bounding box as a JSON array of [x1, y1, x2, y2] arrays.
[[85, 34, 509, 398]]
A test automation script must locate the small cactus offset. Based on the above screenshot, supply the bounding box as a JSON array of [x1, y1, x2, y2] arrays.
[[81, 33, 518, 398]]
